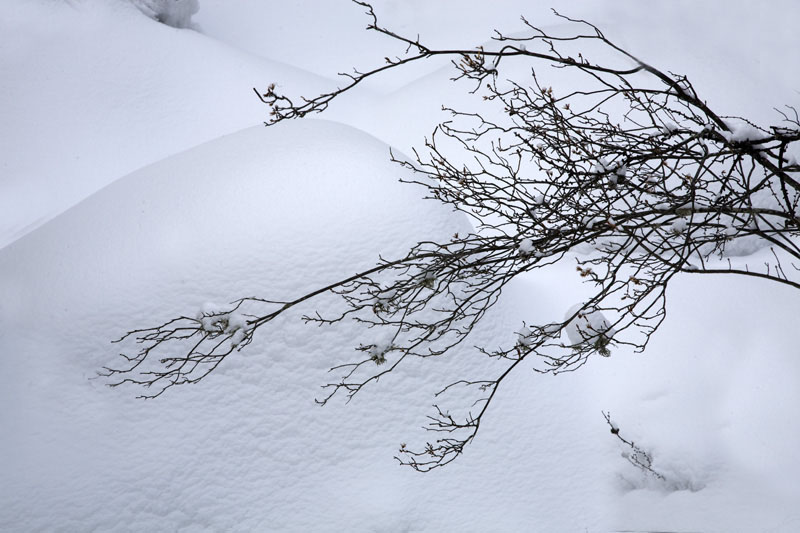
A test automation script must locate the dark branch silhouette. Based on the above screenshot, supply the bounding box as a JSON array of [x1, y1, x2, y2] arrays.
[[104, 2, 800, 471]]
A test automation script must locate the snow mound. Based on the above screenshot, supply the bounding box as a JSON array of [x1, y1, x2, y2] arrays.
[[1, 119, 798, 533], [2, 120, 613, 532], [0, 0, 333, 249], [0, 120, 477, 531]]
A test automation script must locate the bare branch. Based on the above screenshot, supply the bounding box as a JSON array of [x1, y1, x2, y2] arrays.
[[108, 2, 800, 471]]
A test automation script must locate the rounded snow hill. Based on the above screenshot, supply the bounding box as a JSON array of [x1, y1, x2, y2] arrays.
[[2, 119, 798, 533], [0, 0, 335, 249], [0, 120, 616, 531]]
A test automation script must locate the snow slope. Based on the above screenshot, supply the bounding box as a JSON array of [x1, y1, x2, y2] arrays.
[[0, 0, 334, 249], [2, 120, 798, 533], [0, 120, 613, 531], [4, 0, 797, 249], [197, 0, 800, 173]]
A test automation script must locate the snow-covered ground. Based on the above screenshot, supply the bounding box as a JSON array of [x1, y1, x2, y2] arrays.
[[2, 1, 799, 531]]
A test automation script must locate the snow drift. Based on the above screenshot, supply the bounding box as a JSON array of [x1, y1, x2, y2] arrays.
[[0, 120, 613, 531]]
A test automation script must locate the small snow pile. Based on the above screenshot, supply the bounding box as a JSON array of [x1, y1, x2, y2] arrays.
[[564, 303, 615, 356], [518, 238, 535, 256], [584, 216, 605, 230], [130, 0, 200, 29], [669, 218, 688, 235], [367, 338, 393, 365], [516, 325, 534, 347], [371, 288, 397, 313], [607, 165, 627, 187], [721, 120, 768, 143], [517, 323, 561, 348], [661, 121, 679, 134], [196, 302, 249, 346]]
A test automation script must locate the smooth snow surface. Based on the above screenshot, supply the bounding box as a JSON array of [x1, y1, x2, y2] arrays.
[[0, 0, 333, 249], [2, 1, 800, 531]]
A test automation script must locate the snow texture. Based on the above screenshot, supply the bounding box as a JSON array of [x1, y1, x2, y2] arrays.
[[2, 0, 800, 531]]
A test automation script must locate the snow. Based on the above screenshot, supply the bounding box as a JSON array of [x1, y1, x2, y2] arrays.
[[131, 0, 200, 28], [0, 120, 493, 532], [518, 237, 535, 255], [670, 218, 689, 234], [2, 0, 800, 531], [662, 121, 680, 134], [196, 303, 248, 340], [0, 0, 333, 249], [721, 121, 770, 143], [515, 325, 534, 347], [367, 337, 394, 365], [564, 303, 616, 351]]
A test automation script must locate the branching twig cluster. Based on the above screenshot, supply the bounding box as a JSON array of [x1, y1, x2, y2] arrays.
[[104, 2, 800, 471], [603, 411, 665, 481]]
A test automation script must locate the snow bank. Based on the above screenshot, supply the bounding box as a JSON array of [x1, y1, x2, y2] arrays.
[[0, 120, 612, 531], [0, 0, 333, 249], [3, 122, 797, 532]]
